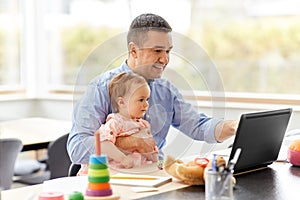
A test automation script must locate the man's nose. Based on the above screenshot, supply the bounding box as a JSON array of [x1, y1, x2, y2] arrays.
[[159, 51, 169, 64]]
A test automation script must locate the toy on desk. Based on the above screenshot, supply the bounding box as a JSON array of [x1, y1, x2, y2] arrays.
[[164, 154, 236, 186], [68, 191, 84, 200], [287, 139, 300, 166], [38, 191, 64, 200], [84, 131, 120, 200]]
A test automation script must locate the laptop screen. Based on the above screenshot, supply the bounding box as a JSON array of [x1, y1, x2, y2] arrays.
[[229, 108, 292, 174]]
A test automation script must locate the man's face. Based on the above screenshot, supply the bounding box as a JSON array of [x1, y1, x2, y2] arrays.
[[133, 31, 173, 81]]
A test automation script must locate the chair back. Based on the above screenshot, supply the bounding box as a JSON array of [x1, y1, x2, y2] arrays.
[[47, 133, 71, 179], [68, 163, 81, 176], [0, 138, 23, 190]]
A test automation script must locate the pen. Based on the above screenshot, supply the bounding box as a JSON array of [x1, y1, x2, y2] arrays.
[[212, 154, 217, 171], [219, 148, 242, 196], [228, 148, 241, 171]]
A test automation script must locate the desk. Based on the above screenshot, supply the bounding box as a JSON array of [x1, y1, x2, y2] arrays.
[[0, 117, 71, 151], [1, 162, 299, 200], [1, 167, 189, 200], [139, 162, 300, 200]]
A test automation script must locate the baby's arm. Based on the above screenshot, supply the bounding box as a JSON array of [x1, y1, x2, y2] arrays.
[[101, 140, 134, 168]]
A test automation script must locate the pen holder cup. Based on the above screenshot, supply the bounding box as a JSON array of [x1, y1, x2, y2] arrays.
[[205, 169, 233, 200]]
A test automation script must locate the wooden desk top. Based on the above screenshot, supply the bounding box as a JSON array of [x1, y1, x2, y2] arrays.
[[1, 162, 299, 200], [0, 117, 71, 151]]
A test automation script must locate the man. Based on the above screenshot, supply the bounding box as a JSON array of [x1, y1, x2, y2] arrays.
[[67, 13, 237, 165]]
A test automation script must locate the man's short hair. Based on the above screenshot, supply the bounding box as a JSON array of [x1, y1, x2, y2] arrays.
[[127, 13, 172, 47]]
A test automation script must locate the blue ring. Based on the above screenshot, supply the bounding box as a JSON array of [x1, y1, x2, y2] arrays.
[[89, 155, 108, 164]]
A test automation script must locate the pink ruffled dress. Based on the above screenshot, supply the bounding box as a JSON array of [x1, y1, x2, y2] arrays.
[[77, 113, 158, 176]]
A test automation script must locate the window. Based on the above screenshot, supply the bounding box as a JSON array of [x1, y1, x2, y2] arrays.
[[42, 0, 129, 87], [1, 0, 300, 103], [0, 1, 21, 90], [45, 0, 300, 97], [192, 1, 300, 95]]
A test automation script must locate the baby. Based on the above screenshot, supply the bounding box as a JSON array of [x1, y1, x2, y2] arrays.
[[78, 72, 158, 175], [100, 72, 158, 168]]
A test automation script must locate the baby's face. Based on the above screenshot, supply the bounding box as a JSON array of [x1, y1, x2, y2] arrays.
[[124, 84, 150, 119]]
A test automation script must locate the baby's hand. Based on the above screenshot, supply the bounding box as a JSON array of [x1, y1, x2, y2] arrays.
[[151, 152, 158, 162], [148, 146, 158, 162], [119, 155, 134, 168], [144, 152, 158, 162]]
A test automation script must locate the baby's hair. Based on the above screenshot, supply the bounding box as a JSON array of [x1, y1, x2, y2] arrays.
[[109, 72, 148, 112]]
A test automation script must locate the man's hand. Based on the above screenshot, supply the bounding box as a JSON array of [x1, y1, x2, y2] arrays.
[[214, 120, 239, 142], [115, 133, 156, 153]]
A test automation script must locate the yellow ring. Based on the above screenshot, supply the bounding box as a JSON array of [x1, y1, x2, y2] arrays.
[[88, 169, 110, 177]]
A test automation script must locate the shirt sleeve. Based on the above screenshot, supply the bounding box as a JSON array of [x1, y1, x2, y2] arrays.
[[146, 79, 223, 159], [166, 82, 223, 143], [67, 77, 111, 164]]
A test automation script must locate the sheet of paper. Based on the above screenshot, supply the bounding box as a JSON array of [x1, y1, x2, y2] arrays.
[[110, 163, 158, 174]]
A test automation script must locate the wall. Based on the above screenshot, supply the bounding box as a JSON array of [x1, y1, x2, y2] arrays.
[[0, 98, 73, 121], [0, 99, 38, 121]]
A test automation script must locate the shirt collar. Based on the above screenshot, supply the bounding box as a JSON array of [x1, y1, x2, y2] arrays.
[[121, 59, 132, 72]]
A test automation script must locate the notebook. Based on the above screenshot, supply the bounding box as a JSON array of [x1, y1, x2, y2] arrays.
[[226, 108, 292, 174]]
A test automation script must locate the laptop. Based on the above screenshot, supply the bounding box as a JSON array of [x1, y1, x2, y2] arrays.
[[226, 108, 292, 174]]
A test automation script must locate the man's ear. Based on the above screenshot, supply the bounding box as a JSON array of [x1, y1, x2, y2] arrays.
[[128, 42, 137, 58]]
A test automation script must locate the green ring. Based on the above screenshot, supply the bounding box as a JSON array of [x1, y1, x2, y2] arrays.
[[88, 176, 110, 183], [88, 169, 109, 177], [89, 163, 108, 169]]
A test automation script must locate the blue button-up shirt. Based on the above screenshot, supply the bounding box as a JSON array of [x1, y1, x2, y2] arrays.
[[67, 60, 222, 164]]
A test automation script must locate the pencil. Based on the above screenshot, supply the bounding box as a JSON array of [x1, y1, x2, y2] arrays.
[[110, 176, 157, 180]]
